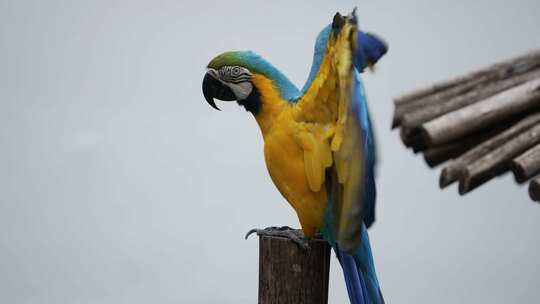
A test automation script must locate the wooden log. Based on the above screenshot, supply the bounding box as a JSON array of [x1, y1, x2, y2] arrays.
[[424, 141, 473, 168], [394, 82, 457, 106], [401, 69, 540, 129], [422, 126, 505, 167], [405, 115, 512, 154], [529, 177, 540, 202], [459, 123, 540, 194], [393, 49, 540, 106], [511, 143, 540, 183], [392, 49, 540, 128], [259, 233, 331, 304], [440, 112, 540, 188], [400, 127, 426, 152], [422, 78, 540, 146], [393, 75, 489, 128]]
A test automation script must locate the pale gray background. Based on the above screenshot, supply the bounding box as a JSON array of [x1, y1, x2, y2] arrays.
[[1, 0, 539, 303]]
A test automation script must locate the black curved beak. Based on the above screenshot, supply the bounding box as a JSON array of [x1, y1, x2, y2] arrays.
[[202, 72, 236, 111]]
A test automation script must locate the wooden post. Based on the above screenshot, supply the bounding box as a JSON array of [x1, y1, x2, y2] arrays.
[[258, 234, 331, 304]]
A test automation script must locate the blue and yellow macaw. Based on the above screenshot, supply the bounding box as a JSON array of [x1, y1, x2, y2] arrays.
[[202, 11, 387, 304]]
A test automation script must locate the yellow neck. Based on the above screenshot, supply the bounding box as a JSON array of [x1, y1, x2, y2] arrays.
[[250, 74, 289, 136]]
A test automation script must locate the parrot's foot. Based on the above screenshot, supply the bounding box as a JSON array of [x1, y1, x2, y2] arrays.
[[245, 226, 310, 250]]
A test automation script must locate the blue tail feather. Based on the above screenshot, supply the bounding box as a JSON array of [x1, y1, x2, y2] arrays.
[[329, 225, 384, 304], [323, 220, 383, 304], [336, 249, 369, 304]]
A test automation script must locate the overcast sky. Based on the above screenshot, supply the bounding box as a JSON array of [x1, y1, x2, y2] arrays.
[[1, 0, 540, 303]]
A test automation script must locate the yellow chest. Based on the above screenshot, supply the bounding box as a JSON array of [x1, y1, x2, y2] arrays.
[[249, 73, 328, 236], [258, 108, 327, 237]]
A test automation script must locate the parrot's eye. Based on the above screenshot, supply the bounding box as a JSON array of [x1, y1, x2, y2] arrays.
[[219, 66, 251, 84]]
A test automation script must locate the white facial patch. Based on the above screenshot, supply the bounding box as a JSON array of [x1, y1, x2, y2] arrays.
[[226, 82, 253, 100], [209, 66, 254, 100]]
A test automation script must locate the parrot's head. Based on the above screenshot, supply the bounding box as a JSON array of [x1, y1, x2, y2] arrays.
[[202, 52, 255, 112], [202, 51, 299, 114], [202, 8, 387, 114]]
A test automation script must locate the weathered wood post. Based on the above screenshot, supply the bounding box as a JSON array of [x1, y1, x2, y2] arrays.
[[258, 234, 331, 304]]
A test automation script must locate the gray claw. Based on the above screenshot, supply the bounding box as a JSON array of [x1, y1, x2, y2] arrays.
[[244, 228, 260, 240], [244, 226, 311, 250]]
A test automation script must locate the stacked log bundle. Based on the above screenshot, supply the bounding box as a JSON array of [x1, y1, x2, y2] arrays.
[[393, 49, 540, 201]]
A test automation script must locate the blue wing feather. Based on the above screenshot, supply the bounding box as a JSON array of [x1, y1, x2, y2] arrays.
[[354, 75, 377, 228], [324, 74, 381, 300], [355, 31, 388, 72], [353, 28, 386, 227], [322, 26, 385, 304]]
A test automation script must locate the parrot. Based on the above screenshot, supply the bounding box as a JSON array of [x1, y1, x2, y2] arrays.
[[202, 10, 387, 304]]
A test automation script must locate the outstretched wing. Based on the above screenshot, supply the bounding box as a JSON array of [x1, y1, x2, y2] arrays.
[[292, 13, 383, 253]]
